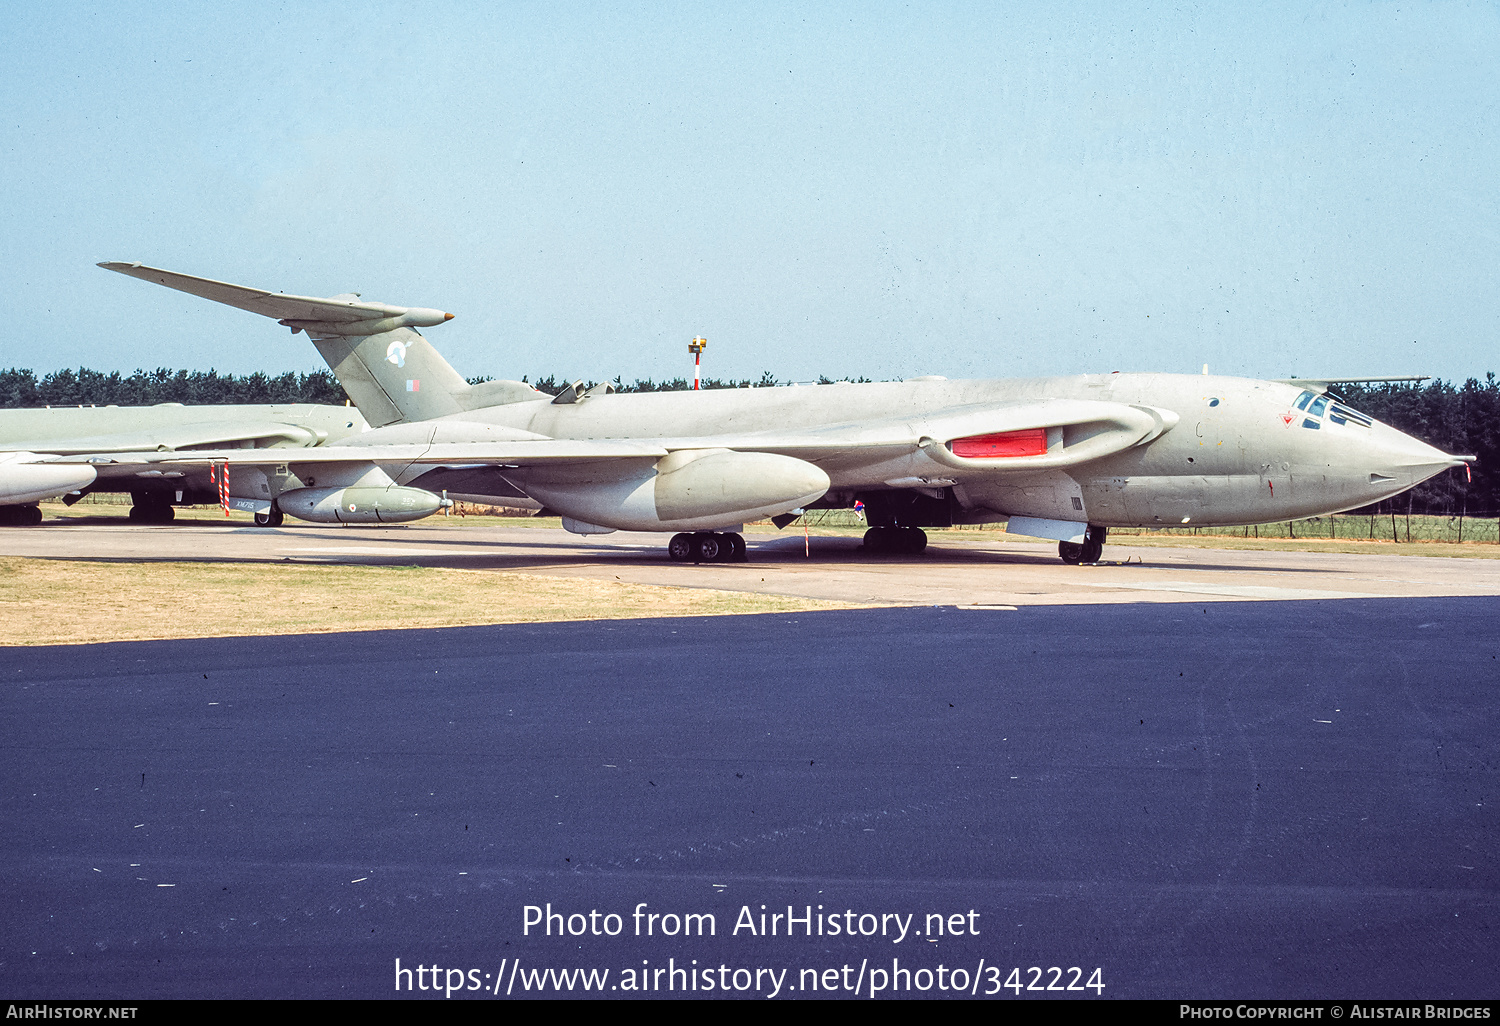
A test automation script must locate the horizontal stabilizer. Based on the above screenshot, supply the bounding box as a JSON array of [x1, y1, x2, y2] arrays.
[[99, 262, 453, 337]]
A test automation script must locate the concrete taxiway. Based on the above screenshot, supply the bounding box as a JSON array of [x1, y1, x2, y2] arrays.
[[2, 600, 1496, 999], [3, 519, 1497, 999], [3, 518, 1500, 609]]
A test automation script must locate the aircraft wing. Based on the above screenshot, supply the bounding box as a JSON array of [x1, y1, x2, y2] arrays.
[[1, 419, 333, 456], [43, 438, 672, 468], [630, 398, 1179, 472], [45, 398, 1173, 476], [1274, 376, 1429, 394], [98, 262, 452, 336]]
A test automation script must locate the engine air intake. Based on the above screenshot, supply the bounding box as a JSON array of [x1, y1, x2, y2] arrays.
[[948, 428, 1049, 459]]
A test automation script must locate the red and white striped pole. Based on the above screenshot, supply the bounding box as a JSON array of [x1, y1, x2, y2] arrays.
[[689, 337, 706, 390], [209, 461, 230, 517]]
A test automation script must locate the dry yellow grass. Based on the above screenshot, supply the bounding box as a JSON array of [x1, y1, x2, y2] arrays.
[[1092, 532, 1500, 559], [0, 558, 863, 647]]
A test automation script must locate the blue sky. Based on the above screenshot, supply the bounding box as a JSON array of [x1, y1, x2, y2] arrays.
[[3, 2, 1497, 385]]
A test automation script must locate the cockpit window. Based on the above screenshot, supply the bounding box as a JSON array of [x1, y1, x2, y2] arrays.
[[1294, 389, 1374, 430], [1328, 402, 1373, 428]]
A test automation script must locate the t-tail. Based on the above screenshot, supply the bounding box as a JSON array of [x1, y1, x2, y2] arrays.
[[98, 262, 541, 427]]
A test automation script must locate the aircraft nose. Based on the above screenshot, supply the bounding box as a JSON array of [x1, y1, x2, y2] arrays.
[[1363, 420, 1470, 492]]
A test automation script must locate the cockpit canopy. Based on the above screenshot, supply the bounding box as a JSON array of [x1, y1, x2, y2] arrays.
[[1291, 390, 1374, 431]]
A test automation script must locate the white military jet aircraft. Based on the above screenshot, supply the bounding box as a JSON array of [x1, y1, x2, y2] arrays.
[[0, 402, 367, 525], [97, 262, 1470, 563]]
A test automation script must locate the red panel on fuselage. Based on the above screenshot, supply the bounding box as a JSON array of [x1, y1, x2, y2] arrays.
[[948, 428, 1049, 458]]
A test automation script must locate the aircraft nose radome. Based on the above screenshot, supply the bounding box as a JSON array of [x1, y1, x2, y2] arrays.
[[1366, 422, 1467, 488]]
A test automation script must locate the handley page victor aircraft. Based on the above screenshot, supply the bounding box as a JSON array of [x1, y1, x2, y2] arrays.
[[0, 402, 367, 525], [92, 261, 1470, 564]]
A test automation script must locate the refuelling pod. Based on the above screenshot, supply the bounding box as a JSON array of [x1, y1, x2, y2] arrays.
[[276, 484, 444, 524], [512, 449, 830, 532], [0, 453, 97, 504]]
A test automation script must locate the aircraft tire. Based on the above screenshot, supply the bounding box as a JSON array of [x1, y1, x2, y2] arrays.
[[903, 527, 928, 554], [255, 506, 285, 527], [1059, 541, 1084, 564], [1080, 524, 1106, 563], [131, 498, 174, 524], [693, 533, 725, 563], [667, 533, 694, 561], [863, 526, 888, 553], [727, 533, 748, 562], [26, 505, 42, 526]]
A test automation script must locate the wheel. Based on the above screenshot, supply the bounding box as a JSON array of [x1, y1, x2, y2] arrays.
[[693, 533, 724, 562], [1059, 540, 1084, 564], [254, 506, 284, 527], [133, 499, 173, 524], [902, 527, 927, 554], [1079, 524, 1107, 563], [863, 526, 889, 553], [667, 533, 694, 561], [25, 505, 42, 526], [727, 533, 748, 562]]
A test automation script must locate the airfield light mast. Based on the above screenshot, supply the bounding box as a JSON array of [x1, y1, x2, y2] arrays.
[[689, 337, 707, 390]]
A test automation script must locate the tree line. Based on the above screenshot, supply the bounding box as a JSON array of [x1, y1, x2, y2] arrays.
[[2, 365, 1493, 515], [0, 366, 348, 407], [0, 366, 825, 407]]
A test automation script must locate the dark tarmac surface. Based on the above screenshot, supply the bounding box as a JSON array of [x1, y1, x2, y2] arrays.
[[3, 600, 1497, 1000]]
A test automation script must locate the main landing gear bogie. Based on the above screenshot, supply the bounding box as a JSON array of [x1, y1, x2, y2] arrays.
[[0, 504, 43, 526], [863, 525, 927, 555], [127, 499, 175, 524], [1059, 525, 1107, 565], [667, 531, 748, 563]]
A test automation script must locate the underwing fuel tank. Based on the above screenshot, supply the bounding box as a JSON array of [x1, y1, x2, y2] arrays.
[[512, 449, 830, 532], [0, 453, 97, 504], [276, 484, 444, 524]]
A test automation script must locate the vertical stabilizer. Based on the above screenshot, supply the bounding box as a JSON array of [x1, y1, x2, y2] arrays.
[[311, 327, 470, 427]]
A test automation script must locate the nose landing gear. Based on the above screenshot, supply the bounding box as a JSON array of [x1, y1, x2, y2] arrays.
[[668, 532, 748, 563], [1059, 525, 1107, 564]]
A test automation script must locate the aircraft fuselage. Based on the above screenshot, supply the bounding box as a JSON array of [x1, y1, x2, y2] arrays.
[[383, 373, 1455, 530]]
